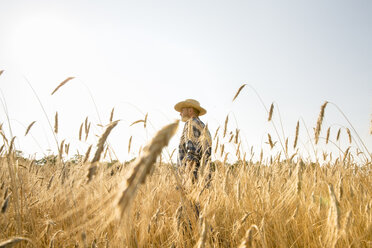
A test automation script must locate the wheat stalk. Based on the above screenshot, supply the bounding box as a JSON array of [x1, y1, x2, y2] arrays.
[[315, 101, 328, 144], [236, 141, 241, 158], [214, 126, 220, 140], [169, 148, 176, 161], [144, 113, 148, 128], [223, 152, 229, 165], [0, 131, 8, 146], [103, 146, 109, 159], [47, 175, 54, 190], [341, 210, 352, 238], [284, 138, 288, 154], [346, 128, 352, 144], [130, 119, 145, 126], [84, 117, 88, 134], [326, 127, 331, 144], [24, 121, 36, 136], [8, 136, 16, 154], [343, 147, 350, 163], [117, 120, 179, 217], [326, 183, 341, 247], [238, 225, 259, 248], [83, 145, 92, 163], [59, 139, 65, 159], [267, 134, 275, 149], [85, 123, 91, 141], [79, 122, 83, 141], [195, 217, 208, 248], [296, 160, 304, 194], [223, 115, 229, 138], [220, 144, 225, 157], [336, 128, 341, 141], [91, 120, 119, 164], [1, 194, 10, 213], [54, 112, 58, 134], [289, 152, 297, 163], [109, 108, 115, 122], [293, 121, 299, 149], [214, 137, 219, 154], [88, 121, 119, 181], [268, 103, 274, 121], [51, 77, 74, 95], [128, 136, 132, 154], [229, 134, 234, 143], [86, 121, 115, 178], [65, 143, 70, 155], [259, 149, 263, 164], [235, 128, 240, 144], [233, 84, 247, 102], [49, 230, 63, 248], [0, 237, 32, 247]]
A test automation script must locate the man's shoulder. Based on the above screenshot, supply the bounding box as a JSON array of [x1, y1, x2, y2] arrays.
[[191, 117, 205, 127]]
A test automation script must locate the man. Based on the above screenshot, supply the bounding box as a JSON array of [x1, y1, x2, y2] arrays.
[[174, 99, 212, 181]]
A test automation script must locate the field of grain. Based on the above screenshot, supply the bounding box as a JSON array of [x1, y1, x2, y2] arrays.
[[0, 82, 371, 247]]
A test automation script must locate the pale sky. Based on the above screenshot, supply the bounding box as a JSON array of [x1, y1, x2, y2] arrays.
[[0, 0, 371, 163]]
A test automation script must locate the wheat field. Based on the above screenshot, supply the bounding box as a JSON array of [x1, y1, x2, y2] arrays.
[[0, 83, 371, 247]]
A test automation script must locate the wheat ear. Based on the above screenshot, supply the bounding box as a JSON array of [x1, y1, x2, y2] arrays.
[[293, 120, 299, 149], [110, 107, 115, 122], [51, 77, 74, 95], [346, 128, 352, 144], [54, 112, 58, 134], [239, 225, 259, 248], [0, 237, 32, 247], [326, 127, 331, 144], [128, 136, 132, 154], [233, 84, 247, 101], [214, 126, 220, 140], [130, 119, 145, 126], [315, 101, 328, 144], [24, 121, 36, 136], [91, 120, 119, 163], [79, 122, 83, 141], [87, 120, 119, 181], [268, 103, 274, 121], [144, 113, 148, 128], [223, 115, 229, 138]]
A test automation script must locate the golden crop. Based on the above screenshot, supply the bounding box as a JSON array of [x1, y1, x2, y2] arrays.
[[0, 82, 371, 247]]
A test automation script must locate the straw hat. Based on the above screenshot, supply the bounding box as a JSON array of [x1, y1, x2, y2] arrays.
[[174, 99, 207, 116]]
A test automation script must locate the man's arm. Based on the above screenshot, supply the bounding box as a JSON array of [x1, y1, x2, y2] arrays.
[[183, 120, 203, 164]]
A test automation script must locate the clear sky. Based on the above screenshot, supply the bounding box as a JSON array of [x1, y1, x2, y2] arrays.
[[0, 0, 371, 163]]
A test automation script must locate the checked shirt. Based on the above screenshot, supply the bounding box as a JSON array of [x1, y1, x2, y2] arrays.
[[177, 117, 212, 171]]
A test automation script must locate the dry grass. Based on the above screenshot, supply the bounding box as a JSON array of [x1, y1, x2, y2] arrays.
[[0, 87, 371, 247], [1, 137, 371, 247]]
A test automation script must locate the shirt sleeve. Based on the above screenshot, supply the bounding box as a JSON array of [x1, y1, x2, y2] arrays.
[[185, 122, 202, 163]]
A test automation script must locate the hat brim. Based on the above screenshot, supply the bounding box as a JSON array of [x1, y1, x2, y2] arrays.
[[174, 101, 207, 116]]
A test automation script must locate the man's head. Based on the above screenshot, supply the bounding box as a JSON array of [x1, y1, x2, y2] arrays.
[[180, 107, 200, 122], [174, 99, 207, 122]]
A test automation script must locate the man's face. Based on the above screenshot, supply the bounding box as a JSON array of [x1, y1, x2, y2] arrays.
[[180, 107, 191, 122]]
